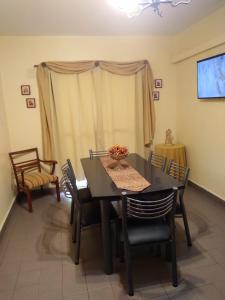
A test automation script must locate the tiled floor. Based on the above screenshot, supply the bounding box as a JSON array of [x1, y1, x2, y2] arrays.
[[1, 186, 225, 299]]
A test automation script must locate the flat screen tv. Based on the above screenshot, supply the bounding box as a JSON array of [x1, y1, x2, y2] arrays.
[[197, 52, 225, 99]]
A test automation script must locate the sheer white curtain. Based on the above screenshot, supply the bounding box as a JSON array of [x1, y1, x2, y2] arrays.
[[49, 68, 144, 179]]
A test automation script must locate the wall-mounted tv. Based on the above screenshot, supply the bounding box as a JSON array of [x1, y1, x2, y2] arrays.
[[197, 52, 225, 99]]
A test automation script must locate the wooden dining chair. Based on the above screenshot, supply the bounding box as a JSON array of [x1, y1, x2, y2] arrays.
[[166, 160, 192, 246], [9, 148, 60, 212], [62, 164, 117, 264], [148, 151, 167, 171], [120, 188, 178, 296], [89, 149, 108, 159]]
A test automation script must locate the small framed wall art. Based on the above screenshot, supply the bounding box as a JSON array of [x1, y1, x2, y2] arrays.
[[21, 85, 31, 95], [153, 91, 160, 101], [26, 98, 36, 108], [155, 79, 162, 88]]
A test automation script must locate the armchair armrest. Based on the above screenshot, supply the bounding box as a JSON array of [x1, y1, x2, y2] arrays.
[[39, 159, 58, 174]]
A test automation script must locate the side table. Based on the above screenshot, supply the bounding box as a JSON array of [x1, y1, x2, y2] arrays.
[[154, 144, 187, 167]]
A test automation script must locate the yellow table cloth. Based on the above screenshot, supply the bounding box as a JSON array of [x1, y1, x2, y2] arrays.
[[154, 144, 187, 167]]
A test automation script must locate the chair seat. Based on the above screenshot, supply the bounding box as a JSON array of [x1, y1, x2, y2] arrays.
[[78, 187, 92, 203], [82, 201, 117, 227], [120, 219, 171, 246], [18, 172, 58, 189]]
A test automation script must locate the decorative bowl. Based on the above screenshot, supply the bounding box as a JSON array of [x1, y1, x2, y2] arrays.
[[108, 145, 129, 161]]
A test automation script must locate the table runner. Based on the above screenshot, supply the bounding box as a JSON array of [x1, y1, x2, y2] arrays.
[[100, 156, 151, 192]]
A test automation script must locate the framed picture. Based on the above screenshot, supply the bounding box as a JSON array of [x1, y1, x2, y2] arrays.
[[26, 98, 36, 108], [21, 85, 31, 95], [155, 79, 162, 88], [153, 91, 160, 101]]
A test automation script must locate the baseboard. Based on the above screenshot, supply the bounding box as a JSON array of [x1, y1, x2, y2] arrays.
[[188, 180, 225, 205], [0, 195, 16, 237]]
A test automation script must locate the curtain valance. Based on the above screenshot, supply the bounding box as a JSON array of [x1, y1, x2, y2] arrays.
[[37, 60, 155, 160]]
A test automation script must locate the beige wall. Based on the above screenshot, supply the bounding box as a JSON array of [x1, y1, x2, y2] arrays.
[[0, 35, 177, 228], [0, 74, 14, 231], [175, 7, 225, 200], [0, 36, 177, 156]]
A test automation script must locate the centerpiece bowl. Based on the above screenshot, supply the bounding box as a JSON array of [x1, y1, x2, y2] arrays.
[[108, 145, 129, 169]]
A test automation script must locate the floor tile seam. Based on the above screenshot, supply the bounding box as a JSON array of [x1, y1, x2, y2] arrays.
[[87, 282, 116, 300], [177, 264, 218, 275], [109, 280, 120, 300], [13, 283, 40, 300], [62, 261, 89, 297], [10, 259, 25, 300], [209, 282, 225, 299], [218, 263, 225, 272], [54, 261, 63, 295], [14, 269, 42, 291], [0, 238, 11, 263], [177, 259, 219, 270], [206, 249, 224, 265], [163, 281, 212, 299], [37, 282, 63, 299]]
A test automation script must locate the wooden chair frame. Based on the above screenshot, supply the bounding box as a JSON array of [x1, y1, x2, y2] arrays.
[[9, 148, 60, 212]]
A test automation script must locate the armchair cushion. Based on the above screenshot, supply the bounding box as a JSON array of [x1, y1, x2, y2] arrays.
[[18, 172, 58, 189]]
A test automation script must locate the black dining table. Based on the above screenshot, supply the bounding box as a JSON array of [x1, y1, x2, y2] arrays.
[[81, 153, 184, 275]]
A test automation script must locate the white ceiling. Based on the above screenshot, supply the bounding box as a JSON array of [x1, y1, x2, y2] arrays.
[[0, 0, 224, 36]]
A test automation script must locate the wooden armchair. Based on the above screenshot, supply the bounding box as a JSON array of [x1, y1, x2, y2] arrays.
[[9, 148, 60, 212]]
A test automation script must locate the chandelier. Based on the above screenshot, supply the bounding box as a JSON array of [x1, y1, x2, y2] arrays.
[[108, 0, 191, 17]]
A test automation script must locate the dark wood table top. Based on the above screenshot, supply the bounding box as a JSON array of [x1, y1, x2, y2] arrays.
[[81, 153, 184, 200]]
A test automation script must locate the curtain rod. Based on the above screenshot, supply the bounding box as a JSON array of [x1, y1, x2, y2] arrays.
[[33, 60, 149, 68]]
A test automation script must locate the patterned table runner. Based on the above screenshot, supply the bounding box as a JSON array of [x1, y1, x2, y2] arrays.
[[100, 156, 151, 192]]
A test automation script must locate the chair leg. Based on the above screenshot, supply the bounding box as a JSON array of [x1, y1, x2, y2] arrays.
[[75, 212, 81, 265], [124, 243, 133, 296], [25, 189, 32, 213], [119, 241, 125, 263], [114, 219, 120, 258], [70, 197, 74, 225], [155, 244, 161, 257], [171, 239, 178, 287], [55, 179, 61, 202], [180, 197, 192, 246], [72, 209, 77, 243], [165, 243, 171, 261]]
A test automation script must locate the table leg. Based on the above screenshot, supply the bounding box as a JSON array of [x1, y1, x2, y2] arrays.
[[100, 200, 113, 275]]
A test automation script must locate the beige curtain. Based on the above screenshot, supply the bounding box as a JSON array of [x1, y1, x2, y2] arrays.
[[37, 60, 155, 162], [47, 69, 145, 179]]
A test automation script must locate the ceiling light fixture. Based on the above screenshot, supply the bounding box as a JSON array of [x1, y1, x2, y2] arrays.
[[108, 0, 191, 17]]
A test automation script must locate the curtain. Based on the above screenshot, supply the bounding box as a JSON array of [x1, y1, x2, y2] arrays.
[[36, 60, 155, 178]]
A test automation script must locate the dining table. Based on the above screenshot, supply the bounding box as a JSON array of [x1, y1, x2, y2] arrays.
[[81, 153, 184, 275]]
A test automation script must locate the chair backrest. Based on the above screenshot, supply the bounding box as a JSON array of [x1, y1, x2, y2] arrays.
[[61, 160, 80, 207], [122, 188, 178, 221], [166, 160, 189, 186], [9, 148, 41, 189], [89, 149, 108, 159], [64, 169, 81, 208], [148, 151, 166, 171], [66, 159, 77, 182], [60, 175, 72, 199]]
